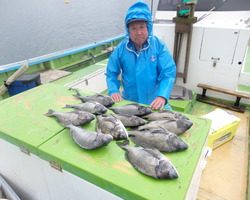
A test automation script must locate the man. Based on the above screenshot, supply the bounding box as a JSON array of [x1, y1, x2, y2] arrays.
[[106, 0, 176, 110]]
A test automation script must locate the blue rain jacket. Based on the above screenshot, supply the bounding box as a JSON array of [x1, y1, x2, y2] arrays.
[[106, 1, 176, 106]]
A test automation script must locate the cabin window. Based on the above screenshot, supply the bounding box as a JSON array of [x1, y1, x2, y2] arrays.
[[157, 0, 250, 11]]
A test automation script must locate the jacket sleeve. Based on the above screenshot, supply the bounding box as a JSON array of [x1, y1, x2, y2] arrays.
[[157, 40, 176, 100], [106, 48, 121, 96]]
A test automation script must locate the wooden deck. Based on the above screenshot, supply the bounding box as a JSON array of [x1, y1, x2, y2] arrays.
[[190, 102, 249, 200]]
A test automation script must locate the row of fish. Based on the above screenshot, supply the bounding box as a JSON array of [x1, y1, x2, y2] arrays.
[[45, 90, 194, 179], [45, 106, 191, 151]]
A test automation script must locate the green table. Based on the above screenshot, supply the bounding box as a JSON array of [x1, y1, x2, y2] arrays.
[[38, 96, 210, 199], [0, 82, 211, 199], [0, 83, 79, 154]]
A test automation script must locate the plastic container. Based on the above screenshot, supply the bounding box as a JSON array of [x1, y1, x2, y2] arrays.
[[7, 73, 41, 96], [202, 108, 240, 149]]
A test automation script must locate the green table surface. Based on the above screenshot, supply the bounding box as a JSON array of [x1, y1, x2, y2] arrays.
[[0, 83, 80, 154], [38, 99, 211, 200], [0, 82, 211, 199]]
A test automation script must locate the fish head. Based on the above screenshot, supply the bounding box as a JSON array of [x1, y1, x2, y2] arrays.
[[134, 116, 147, 126], [87, 114, 96, 121], [115, 127, 128, 140], [138, 106, 152, 116], [171, 135, 189, 151], [102, 134, 113, 144], [95, 104, 108, 114], [180, 115, 190, 121], [177, 119, 193, 132], [156, 160, 179, 179], [106, 99, 115, 107]]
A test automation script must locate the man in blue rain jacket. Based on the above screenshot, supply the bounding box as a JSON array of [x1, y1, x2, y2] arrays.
[[106, 0, 176, 110]]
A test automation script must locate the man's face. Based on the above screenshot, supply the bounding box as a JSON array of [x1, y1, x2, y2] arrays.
[[128, 21, 148, 48]]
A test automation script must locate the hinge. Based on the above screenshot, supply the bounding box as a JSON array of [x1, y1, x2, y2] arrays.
[[19, 146, 30, 155], [49, 161, 62, 172]]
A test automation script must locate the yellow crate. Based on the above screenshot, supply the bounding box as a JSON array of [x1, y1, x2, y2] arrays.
[[202, 109, 240, 149]]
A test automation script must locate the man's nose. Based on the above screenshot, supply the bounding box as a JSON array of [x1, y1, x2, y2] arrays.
[[135, 28, 143, 34]]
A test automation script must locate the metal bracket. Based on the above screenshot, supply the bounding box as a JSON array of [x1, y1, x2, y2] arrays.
[[19, 146, 30, 155], [211, 57, 220, 67], [49, 161, 62, 172]]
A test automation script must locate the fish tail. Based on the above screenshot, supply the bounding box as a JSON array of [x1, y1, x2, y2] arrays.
[[128, 133, 135, 138], [64, 104, 73, 108], [44, 109, 55, 116], [64, 124, 72, 129], [73, 94, 81, 99], [116, 139, 130, 150], [127, 130, 136, 137], [109, 107, 114, 111], [69, 88, 80, 95], [73, 89, 82, 97], [71, 89, 84, 100]]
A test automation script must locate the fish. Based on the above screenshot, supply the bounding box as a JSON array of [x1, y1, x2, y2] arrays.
[[117, 140, 179, 179], [143, 110, 190, 121], [112, 113, 147, 127], [45, 109, 95, 126], [129, 128, 188, 152], [72, 89, 115, 107], [109, 103, 152, 116], [65, 101, 108, 115], [138, 119, 193, 135], [66, 124, 113, 150], [96, 115, 128, 140]]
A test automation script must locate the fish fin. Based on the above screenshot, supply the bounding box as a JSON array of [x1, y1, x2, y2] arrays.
[[143, 148, 163, 159], [150, 128, 166, 134], [44, 109, 55, 116], [127, 103, 139, 106], [129, 126, 139, 131], [159, 110, 172, 113], [95, 93, 104, 97], [137, 126, 146, 131], [64, 124, 73, 129]]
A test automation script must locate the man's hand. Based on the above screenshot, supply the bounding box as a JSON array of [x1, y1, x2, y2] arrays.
[[150, 96, 166, 110], [111, 93, 122, 102]]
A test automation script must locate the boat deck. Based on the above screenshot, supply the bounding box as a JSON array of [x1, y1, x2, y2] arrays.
[[0, 53, 249, 199], [190, 102, 249, 200]]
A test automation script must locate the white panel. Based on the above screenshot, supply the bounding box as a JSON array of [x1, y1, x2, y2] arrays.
[[200, 28, 239, 64], [41, 162, 122, 200], [0, 139, 50, 200], [65, 68, 107, 93], [154, 18, 250, 102], [185, 147, 211, 200], [153, 23, 175, 53], [0, 139, 121, 200]]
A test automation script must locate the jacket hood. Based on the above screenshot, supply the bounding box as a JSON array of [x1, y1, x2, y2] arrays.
[[125, 1, 153, 36]]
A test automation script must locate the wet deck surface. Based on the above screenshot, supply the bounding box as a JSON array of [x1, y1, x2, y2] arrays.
[[191, 102, 249, 200]]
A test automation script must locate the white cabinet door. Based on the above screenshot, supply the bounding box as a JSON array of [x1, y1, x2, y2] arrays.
[[199, 28, 239, 65]]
